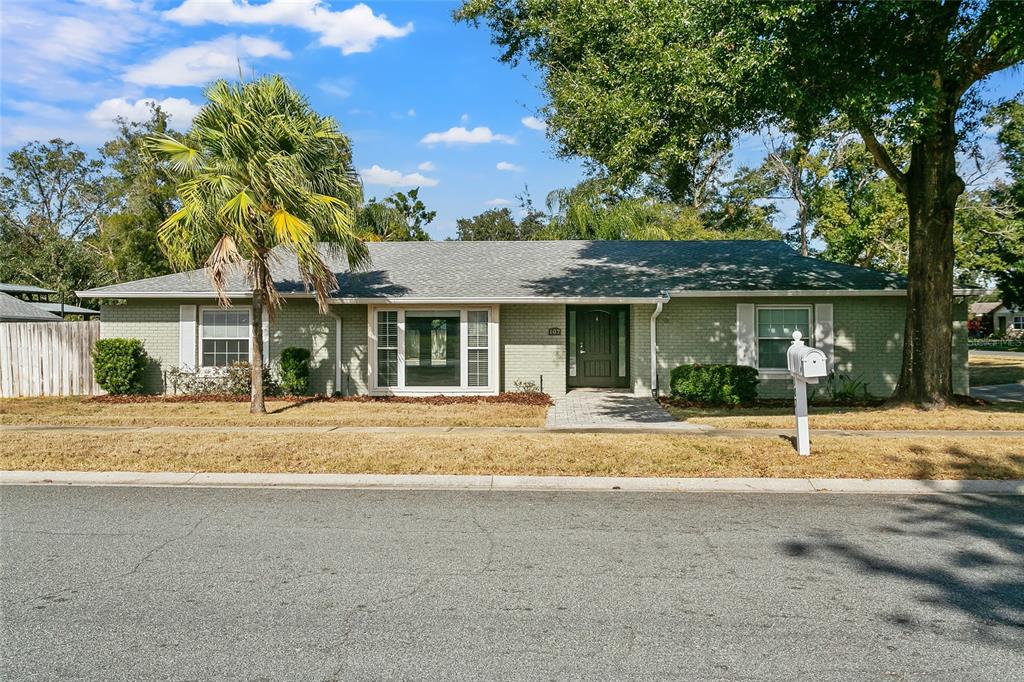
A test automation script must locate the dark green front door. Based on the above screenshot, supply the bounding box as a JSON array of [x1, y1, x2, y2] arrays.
[[568, 306, 627, 388]]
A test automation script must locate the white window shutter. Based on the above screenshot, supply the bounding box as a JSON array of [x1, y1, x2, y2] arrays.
[[736, 304, 756, 367], [179, 305, 197, 370], [261, 307, 270, 366], [814, 303, 834, 368]]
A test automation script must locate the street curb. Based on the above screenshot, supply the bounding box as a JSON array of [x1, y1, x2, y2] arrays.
[[2, 470, 1022, 495]]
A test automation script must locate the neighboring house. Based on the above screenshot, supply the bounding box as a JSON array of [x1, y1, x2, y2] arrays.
[[77, 240, 973, 398], [968, 301, 1002, 335], [0, 291, 63, 323], [992, 304, 1024, 336], [0, 283, 99, 320]]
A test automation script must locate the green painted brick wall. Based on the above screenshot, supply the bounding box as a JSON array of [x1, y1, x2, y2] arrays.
[[101, 299, 370, 395], [651, 296, 969, 399], [101, 295, 967, 400], [100, 300, 194, 393], [499, 304, 567, 396]]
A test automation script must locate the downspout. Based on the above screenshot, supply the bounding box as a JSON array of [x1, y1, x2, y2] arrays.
[[650, 292, 669, 397], [327, 310, 343, 395]]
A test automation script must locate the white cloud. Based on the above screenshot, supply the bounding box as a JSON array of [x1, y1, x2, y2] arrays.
[[460, 113, 470, 124], [318, 78, 354, 99], [164, 0, 412, 55], [417, 161, 436, 171], [485, 198, 512, 206], [496, 161, 524, 172], [407, 108, 416, 118], [1, 1, 156, 95], [361, 164, 439, 188], [521, 116, 546, 131], [88, 97, 201, 129], [123, 35, 290, 87], [420, 126, 515, 146]]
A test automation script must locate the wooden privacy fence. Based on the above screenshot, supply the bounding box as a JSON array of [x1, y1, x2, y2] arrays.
[[0, 320, 103, 397]]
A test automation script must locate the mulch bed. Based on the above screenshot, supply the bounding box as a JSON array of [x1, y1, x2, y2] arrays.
[[89, 392, 553, 407], [658, 394, 986, 409]]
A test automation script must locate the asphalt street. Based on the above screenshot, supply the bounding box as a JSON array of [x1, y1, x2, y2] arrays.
[[2, 485, 1022, 681]]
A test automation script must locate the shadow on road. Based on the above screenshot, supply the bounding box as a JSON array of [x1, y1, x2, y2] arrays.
[[779, 493, 1024, 646]]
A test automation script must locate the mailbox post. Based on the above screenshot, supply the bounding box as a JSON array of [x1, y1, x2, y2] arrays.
[[786, 331, 828, 456]]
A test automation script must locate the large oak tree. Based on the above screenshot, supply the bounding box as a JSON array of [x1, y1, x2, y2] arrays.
[[458, 0, 1024, 407]]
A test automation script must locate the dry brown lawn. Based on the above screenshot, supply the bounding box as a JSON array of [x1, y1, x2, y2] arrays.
[[1, 431, 1022, 480], [665, 403, 1024, 431], [0, 397, 547, 428], [969, 354, 1024, 387]]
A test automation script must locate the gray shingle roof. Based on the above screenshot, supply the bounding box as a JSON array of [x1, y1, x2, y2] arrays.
[[33, 302, 99, 316], [0, 282, 56, 295], [78, 240, 907, 300], [0, 292, 62, 321]]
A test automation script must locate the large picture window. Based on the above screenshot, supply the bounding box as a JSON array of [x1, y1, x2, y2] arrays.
[[757, 307, 811, 369], [405, 311, 460, 386], [201, 308, 250, 367], [371, 306, 496, 393]]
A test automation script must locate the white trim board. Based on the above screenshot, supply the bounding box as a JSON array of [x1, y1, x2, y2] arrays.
[[82, 290, 992, 301]]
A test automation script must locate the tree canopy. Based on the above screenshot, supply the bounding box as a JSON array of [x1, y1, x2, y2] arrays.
[[458, 0, 1024, 405]]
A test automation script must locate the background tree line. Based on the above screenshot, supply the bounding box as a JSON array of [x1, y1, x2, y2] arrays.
[[0, 104, 435, 298], [456, 105, 1024, 295]]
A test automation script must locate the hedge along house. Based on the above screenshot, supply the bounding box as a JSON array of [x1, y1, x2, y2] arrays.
[[77, 240, 972, 399]]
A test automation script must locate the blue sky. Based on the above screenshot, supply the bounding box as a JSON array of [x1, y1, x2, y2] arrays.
[[1, 0, 1020, 240]]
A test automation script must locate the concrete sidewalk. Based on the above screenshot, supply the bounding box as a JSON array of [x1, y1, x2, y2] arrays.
[[3, 469, 1023, 494], [3, 423, 1023, 438]]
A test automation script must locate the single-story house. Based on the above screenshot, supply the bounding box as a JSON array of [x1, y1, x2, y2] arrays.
[[0, 283, 99, 320], [969, 301, 1003, 335], [77, 240, 972, 399], [0, 291, 62, 323], [992, 304, 1024, 335]]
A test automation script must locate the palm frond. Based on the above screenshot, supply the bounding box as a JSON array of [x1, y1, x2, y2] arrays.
[[145, 135, 203, 174]]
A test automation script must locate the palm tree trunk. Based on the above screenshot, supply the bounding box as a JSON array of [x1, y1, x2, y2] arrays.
[[250, 289, 266, 414]]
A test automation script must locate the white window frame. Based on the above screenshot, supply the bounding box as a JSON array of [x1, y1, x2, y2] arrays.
[[367, 304, 499, 395], [755, 304, 813, 374], [197, 305, 252, 370], [1014, 315, 1024, 330]]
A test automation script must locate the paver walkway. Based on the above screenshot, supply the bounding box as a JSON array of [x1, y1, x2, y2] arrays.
[[970, 381, 1024, 404], [546, 388, 708, 431]]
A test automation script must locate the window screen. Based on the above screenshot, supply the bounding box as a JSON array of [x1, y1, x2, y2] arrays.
[[757, 307, 810, 369], [201, 309, 250, 367]]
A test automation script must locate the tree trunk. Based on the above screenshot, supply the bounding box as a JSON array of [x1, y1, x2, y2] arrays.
[[891, 109, 965, 408], [250, 289, 266, 414]]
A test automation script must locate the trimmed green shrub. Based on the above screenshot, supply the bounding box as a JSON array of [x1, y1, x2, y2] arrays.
[[92, 338, 148, 395], [669, 364, 759, 406], [278, 347, 311, 396]]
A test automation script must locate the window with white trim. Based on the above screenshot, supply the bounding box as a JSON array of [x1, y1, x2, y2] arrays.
[[757, 306, 811, 369], [467, 310, 489, 387], [371, 306, 496, 393], [201, 309, 250, 367], [1014, 315, 1024, 330], [377, 310, 398, 387]]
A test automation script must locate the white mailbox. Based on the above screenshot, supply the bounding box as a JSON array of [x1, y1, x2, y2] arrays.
[[787, 336, 828, 382], [786, 331, 828, 457]]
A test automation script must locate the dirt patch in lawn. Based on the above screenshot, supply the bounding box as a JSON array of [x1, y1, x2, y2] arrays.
[[969, 354, 1024, 387], [2, 431, 1023, 480], [664, 403, 1024, 431], [0, 396, 548, 428]]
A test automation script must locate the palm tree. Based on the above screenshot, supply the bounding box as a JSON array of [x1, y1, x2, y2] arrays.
[[147, 75, 368, 414]]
